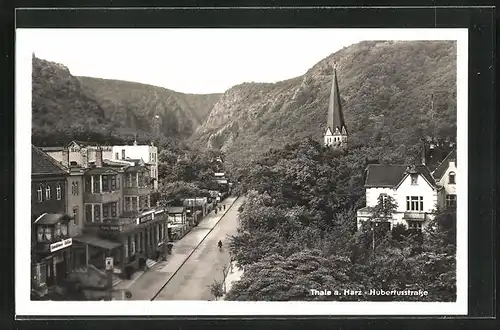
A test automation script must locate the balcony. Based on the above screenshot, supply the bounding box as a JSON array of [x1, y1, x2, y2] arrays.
[[85, 208, 168, 235], [123, 186, 151, 196], [403, 212, 427, 221], [84, 190, 121, 204]]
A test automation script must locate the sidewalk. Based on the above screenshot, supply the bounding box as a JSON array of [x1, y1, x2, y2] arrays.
[[222, 261, 244, 300], [111, 196, 239, 300]]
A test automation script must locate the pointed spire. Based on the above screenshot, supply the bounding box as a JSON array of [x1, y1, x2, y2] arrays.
[[327, 62, 347, 135]]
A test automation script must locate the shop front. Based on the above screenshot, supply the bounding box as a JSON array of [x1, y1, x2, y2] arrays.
[[32, 213, 73, 297]]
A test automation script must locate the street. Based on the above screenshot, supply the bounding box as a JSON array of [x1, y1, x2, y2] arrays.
[[152, 197, 244, 300]]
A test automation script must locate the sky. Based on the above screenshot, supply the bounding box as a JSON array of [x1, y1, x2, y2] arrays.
[[19, 28, 461, 94]]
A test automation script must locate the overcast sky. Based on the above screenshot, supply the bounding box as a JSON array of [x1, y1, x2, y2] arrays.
[[18, 29, 461, 94]]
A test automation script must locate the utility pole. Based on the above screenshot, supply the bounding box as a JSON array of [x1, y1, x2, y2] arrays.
[[222, 265, 228, 294], [371, 226, 375, 252]]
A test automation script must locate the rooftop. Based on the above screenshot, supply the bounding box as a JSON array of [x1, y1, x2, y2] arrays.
[[432, 149, 457, 180], [364, 164, 407, 187], [32, 145, 67, 176]]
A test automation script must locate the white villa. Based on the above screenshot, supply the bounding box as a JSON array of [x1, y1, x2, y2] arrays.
[[356, 144, 456, 231]]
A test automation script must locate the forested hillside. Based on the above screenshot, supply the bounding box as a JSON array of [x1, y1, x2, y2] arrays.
[[32, 56, 221, 146], [192, 40, 457, 169]]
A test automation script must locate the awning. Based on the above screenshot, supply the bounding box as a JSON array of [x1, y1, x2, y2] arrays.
[[73, 235, 122, 250], [34, 213, 72, 225]]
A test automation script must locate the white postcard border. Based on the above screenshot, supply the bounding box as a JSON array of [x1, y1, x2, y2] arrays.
[[16, 27, 468, 316]]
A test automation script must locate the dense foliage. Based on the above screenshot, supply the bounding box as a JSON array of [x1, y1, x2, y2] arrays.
[[32, 56, 221, 146], [225, 140, 456, 302], [153, 138, 223, 205], [192, 40, 456, 170]]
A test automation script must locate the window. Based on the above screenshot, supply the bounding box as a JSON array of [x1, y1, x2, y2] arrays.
[[94, 204, 101, 222], [102, 175, 110, 192], [102, 203, 109, 219], [75, 181, 79, 195], [138, 171, 144, 187], [115, 152, 119, 160], [111, 176, 117, 190], [125, 197, 131, 211], [45, 185, 51, 200], [139, 196, 149, 210], [93, 175, 101, 193], [56, 184, 61, 200], [448, 171, 456, 184], [446, 194, 457, 208], [84, 176, 92, 193], [406, 196, 424, 211], [73, 207, 79, 225], [111, 202, 117, 217], [85, 204, 93, 222], [37, 186, 43, 202], [131, 197, 138, 211], [379, 193, 388, 207], [411, 174, 418, 185], [121, 149, 125, 159], [408, 221, 423, 231]]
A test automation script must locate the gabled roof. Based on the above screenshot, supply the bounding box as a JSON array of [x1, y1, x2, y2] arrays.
[[326, 65, 348, 135], [395, 165, 437, 189], [365, 164, 438, 189], [365, 164, 407, 187], [39, 146, 64, 152], [84, 167, 119, 175], [124, 165, 149, 173], [68, 140, 100, 148], [432, 149, 456, 180], [32, 145, 68, 176]]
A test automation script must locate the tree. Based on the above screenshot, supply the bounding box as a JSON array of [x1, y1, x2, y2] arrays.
[[210, 279, 224, 301], [225, 250, 351, 301]]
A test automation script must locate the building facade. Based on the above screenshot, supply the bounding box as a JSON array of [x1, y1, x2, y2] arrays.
[[31, 146, 74, 297], [356, 145, 457, 231], [111, 144, 159, 190]]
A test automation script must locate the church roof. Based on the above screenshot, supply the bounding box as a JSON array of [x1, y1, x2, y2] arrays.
[[326, 65, 347, 135]]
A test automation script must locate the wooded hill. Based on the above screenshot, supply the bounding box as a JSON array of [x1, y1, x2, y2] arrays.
[[32, 56, 221, 146], [191, 40, 457, 168]]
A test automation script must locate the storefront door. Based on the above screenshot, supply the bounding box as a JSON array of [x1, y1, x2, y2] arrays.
[[46, 259, 55, 287], [55, 259, 67, 283]]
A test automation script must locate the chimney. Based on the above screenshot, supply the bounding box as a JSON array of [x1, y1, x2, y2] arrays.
[[80, 148, 89, 168], [96, 146, 103, 167], [61, 147, 70, 168]]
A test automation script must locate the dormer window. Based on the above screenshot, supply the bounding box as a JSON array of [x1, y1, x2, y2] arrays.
[[448, 171, 456, 184], [37, 186, 43, 203], [56, 184, 61, 200], [45, 185, 51, 200], [410, 174, 418, 185]]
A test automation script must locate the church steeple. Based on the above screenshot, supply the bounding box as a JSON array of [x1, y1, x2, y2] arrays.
[[324, 62, 348, 148]]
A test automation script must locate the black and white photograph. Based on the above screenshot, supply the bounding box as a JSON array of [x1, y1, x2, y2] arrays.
[[16, 27, 468, 316]]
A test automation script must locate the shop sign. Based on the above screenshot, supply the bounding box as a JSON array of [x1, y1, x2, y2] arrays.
[[50, 238, 72, 253], [138, 213, 154, 224], [100, 224, 121, 231]]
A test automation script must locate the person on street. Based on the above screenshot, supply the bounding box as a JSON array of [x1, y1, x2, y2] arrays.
[[223, 204, 226, 211], [218, 240, 223, 251]]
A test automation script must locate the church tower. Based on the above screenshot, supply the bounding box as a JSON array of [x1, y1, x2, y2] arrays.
[[324, 63, 348, 148]]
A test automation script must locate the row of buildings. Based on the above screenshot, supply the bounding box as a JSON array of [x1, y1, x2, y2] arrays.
[[323, 64, 457, 231], [31, 140, 228, 299]]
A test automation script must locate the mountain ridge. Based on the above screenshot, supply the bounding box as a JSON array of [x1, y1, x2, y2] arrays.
[[191, 40, 457, 168]]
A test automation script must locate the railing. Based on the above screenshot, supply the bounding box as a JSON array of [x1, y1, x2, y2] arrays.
[[403, 212, 427, 221]]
